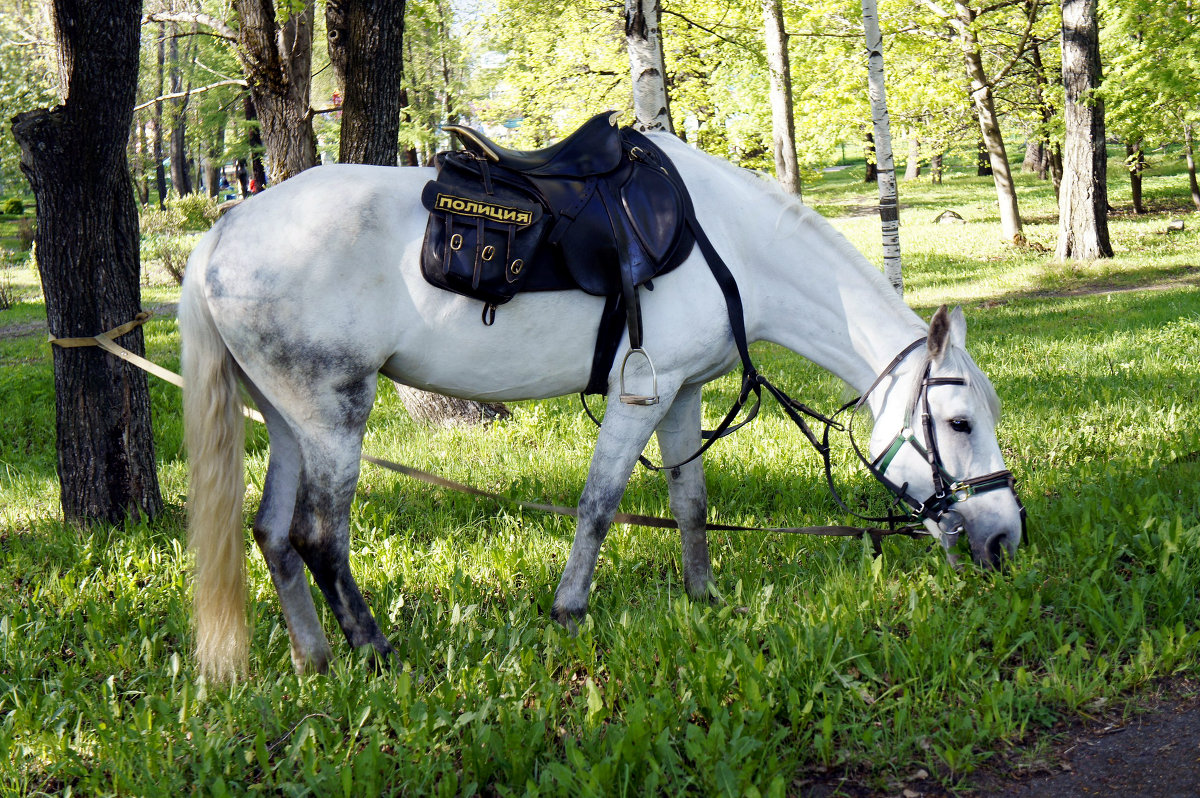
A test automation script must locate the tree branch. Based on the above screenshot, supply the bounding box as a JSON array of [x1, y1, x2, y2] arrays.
[[142, 11, 236, 41], [133, 78, 246, 112]]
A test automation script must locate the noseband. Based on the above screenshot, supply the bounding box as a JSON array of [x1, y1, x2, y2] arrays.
[[837, 338, 1027, 541]]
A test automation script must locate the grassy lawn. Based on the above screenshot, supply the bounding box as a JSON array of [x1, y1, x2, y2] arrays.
[[1, 152, 1199, 795]]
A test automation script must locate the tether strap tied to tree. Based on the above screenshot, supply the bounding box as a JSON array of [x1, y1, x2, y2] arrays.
[[47, 313, 927, 546]]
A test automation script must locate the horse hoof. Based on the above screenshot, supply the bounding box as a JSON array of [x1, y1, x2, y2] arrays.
[[551, 604, 586, 634]]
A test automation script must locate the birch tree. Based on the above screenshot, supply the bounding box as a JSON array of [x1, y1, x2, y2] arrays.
[[624, 0, 673, 133], [862, 0, 903, 295]]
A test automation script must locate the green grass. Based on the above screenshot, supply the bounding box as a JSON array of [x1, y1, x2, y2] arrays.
[[2, 155, 1200, 795]]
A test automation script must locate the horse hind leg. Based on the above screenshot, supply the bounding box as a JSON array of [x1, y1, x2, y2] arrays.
[[654, 383, 715, 601], [287, 374, 396, 665], [245, 388, 334, 674]]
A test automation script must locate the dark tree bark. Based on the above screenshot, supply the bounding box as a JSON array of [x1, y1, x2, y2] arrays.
[[153, 21, 167, 205], [930, 150, 944, 184], [326, 0, 405, 165], [1057, 0, 1112, 260], [864, 131, 878, 182], [234, 0, 317, 183], [168, 21, 193, 195], [11, 0, 163, 524], [1184, 123, 1200, 212], [241, 94, 268, 193], [327, 0, 509, 427], [976, 138, 992, 176], [1125, 141, 1146, 214]]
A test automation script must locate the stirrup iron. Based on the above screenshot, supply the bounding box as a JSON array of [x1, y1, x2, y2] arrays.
[[619, 347, 659, 405]]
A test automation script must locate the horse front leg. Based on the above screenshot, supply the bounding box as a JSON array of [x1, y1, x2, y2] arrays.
[[654, 383, 716, 601], [552, 393, 674, 627]]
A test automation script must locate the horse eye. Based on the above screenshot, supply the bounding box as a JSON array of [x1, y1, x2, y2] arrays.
[[948, 418, 973, 434]]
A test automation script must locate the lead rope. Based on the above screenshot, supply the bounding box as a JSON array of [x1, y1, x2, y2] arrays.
[[50, 312, 925, 547]]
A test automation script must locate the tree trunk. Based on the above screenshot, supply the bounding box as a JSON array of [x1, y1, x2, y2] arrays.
[[328, 0, 510, 427], [956, 1, 1023, 244], [904, 133, 921, 180], [204, 124, 224, 198], [11, 0, 163, 524], [624, 0, 674, 134], [153, 21, 167, 205], [241, 93, 268, 193], [168, 23, 193, 195], [861, 0, 902, 295], [233, 0, 317, 184], [864, 131, 877, 182], [1125, 141, 1146, 214], [326, 0, 405, 165], [761, 0, 800, 196], [1022, 139, 1043, 173], [931, 150, 944, 184], [1185, 123, 1200, 212], [1056, 0, 1112, 260]]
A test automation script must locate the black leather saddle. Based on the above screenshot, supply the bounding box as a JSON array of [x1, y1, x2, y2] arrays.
[[420, 111, 697, 398]]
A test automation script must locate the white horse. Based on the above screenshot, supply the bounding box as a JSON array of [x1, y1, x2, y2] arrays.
[[180, 134, 1024, 681]]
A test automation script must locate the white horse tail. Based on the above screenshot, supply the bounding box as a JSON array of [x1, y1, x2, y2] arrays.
[[180, 233, 248, 681]]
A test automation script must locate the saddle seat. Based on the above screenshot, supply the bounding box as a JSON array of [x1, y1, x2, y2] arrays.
[[420, 111, 699, 398], [442, 111, 625, 178]]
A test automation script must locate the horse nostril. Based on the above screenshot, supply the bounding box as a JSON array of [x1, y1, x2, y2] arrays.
[[984, 531, 1012, 567]]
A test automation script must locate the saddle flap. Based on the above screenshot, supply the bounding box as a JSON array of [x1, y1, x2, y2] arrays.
[[620, 166, 686, 265]]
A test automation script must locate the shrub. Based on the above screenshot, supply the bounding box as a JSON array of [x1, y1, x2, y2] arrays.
[[15, 217, 34, 250], [147, 234, 197, 284], [2, 197, 24, 216], [165, 192, 220, 231]]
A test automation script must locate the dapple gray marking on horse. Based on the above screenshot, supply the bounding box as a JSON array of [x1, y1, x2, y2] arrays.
[[181, 137, 1022, 680]]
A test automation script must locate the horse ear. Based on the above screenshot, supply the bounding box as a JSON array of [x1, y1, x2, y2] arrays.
[[928, 305, 951, 363], [949, 305, 967, 350]]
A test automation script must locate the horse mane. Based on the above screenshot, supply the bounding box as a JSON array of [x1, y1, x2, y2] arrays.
[[653, 135, 1000, 419], [654, 135, 916, 328]]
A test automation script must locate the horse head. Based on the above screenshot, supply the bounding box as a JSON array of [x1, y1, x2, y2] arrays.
[[864, 306, 1025, 568]]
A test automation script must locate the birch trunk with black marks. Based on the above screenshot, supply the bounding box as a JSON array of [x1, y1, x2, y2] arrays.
[[327, 0, 509, 427], [762, 0, 800, 196], [861, 0, 902, 295], [11, 0, 163, 524], [233, 0, 317, 183], [624, 0, 673, 134], [1056, 0, 1112, 260]]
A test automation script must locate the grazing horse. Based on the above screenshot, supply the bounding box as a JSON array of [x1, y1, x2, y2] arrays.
[[180, 134, 1024, 680]]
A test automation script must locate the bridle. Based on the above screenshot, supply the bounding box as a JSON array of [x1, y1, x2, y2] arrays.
[[832, 338, 1027, 546]]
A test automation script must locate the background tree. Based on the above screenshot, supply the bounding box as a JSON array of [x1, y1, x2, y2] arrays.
[[0, 1, 56, 196], [11, 0, 163, 523], [862, 0, 903, 294], [625, 0, 674, 133], [761, 0, 800, 195], [233, 0, 317, 183], [327, 0, 509, 426], [1057, 0, 1111, 259]]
